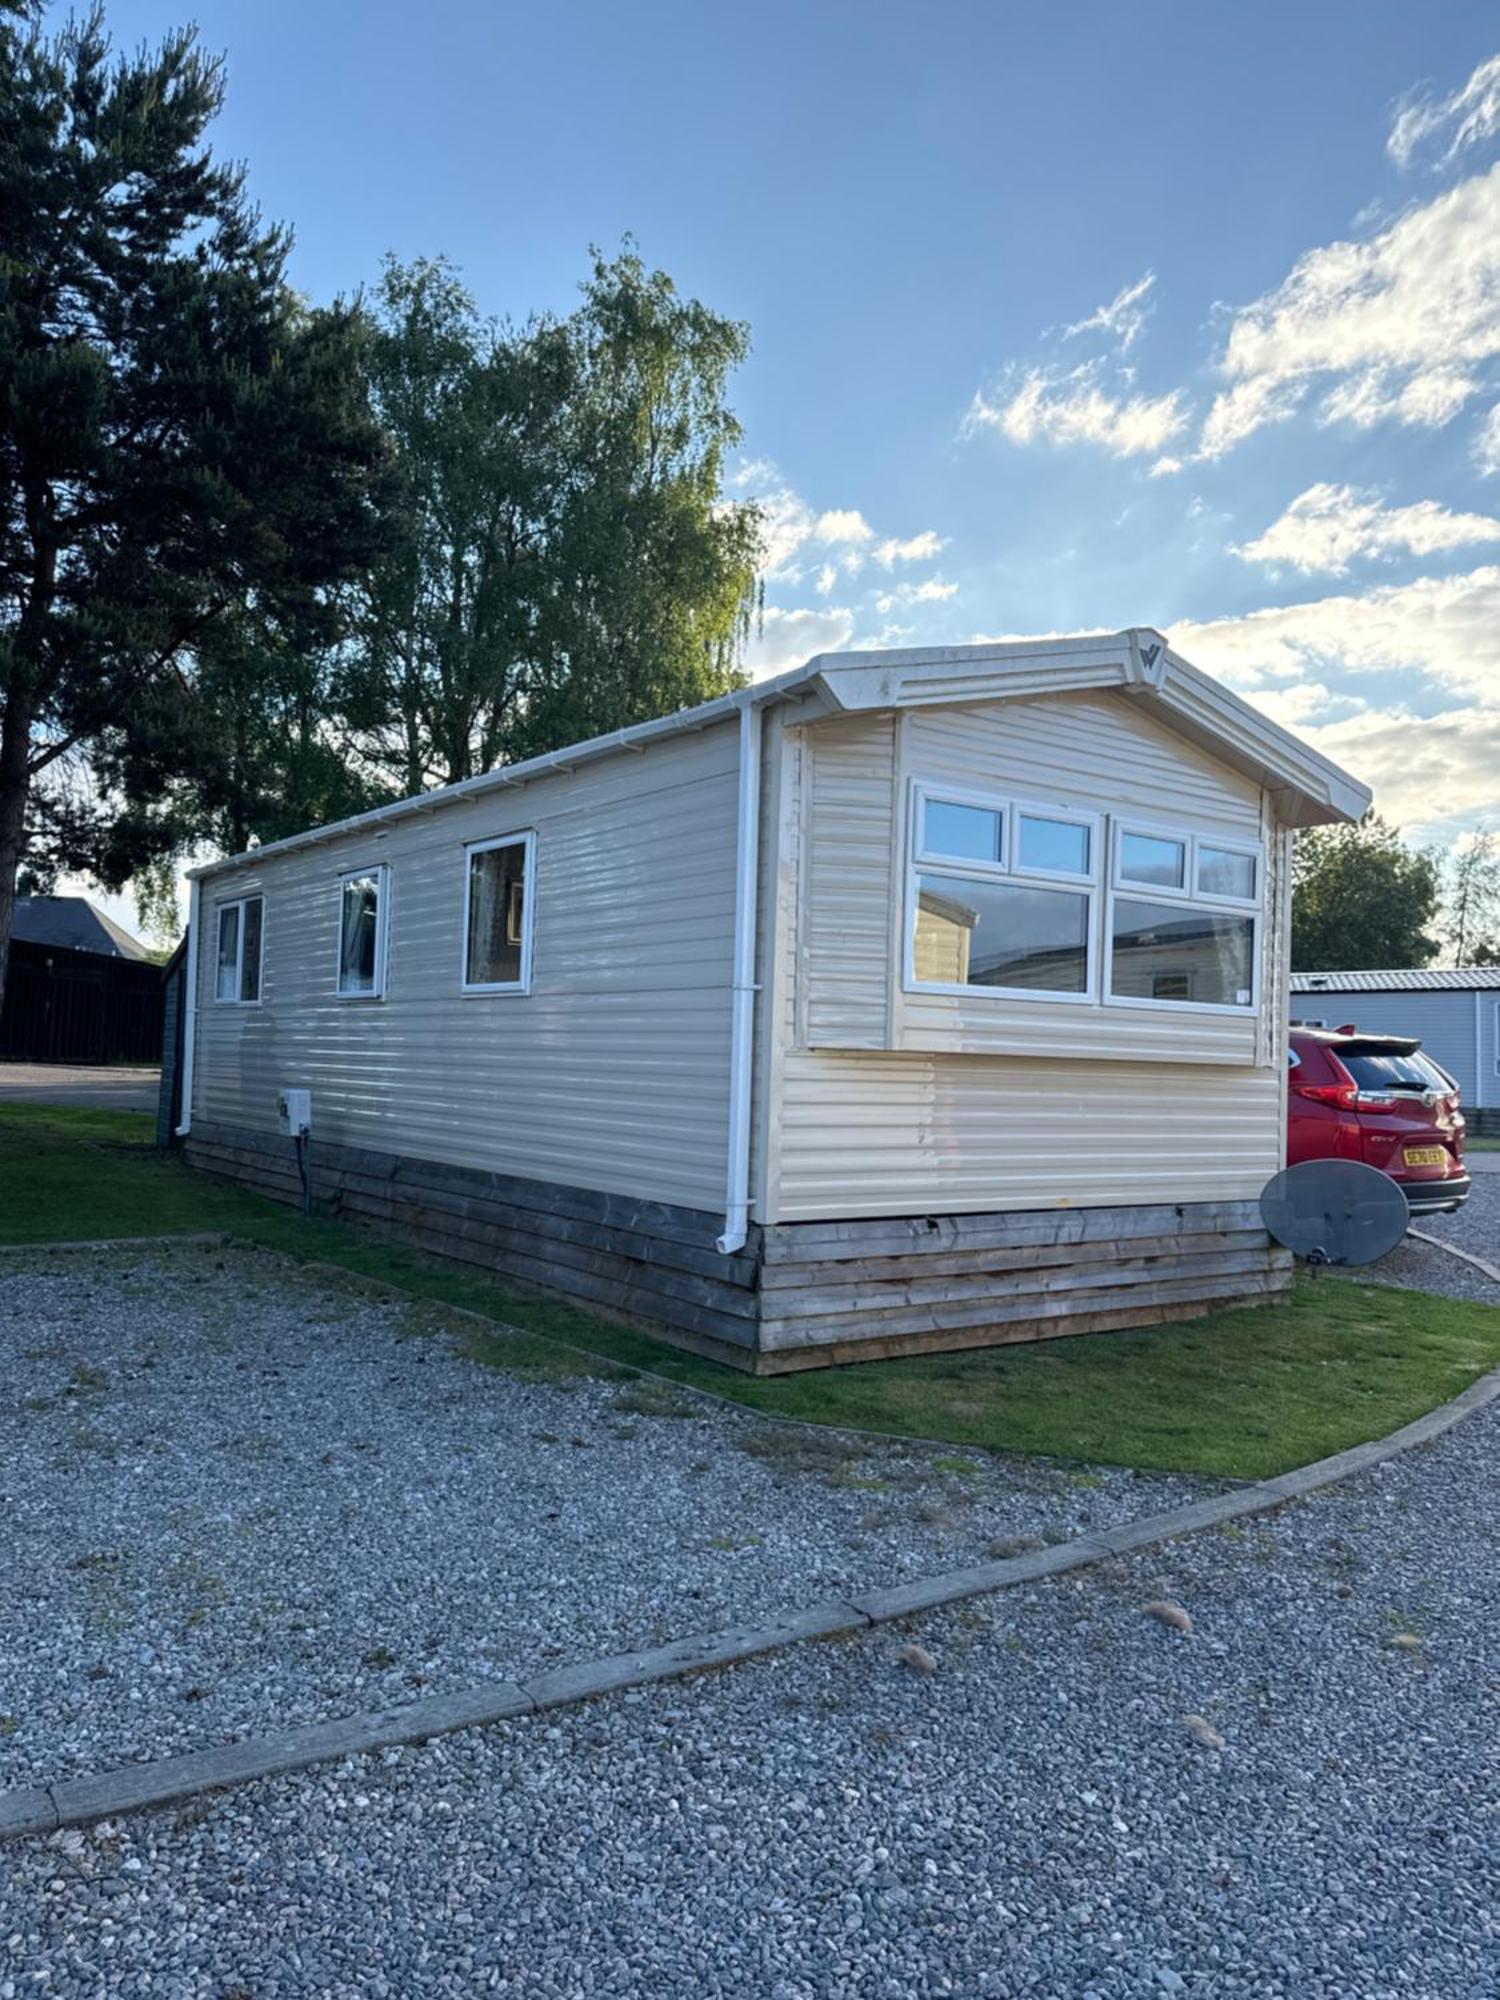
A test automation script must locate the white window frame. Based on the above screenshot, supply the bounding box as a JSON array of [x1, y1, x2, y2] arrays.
[[460, 830, 536, 996], [212, 893, 264, 1006], [1105, 820, 1264, 1017], [905, 781, 1102, 1005], [335, 863, 390, 1001]]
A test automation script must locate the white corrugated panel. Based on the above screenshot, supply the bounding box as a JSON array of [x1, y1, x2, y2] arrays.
[[192, 721, 740, 1211]]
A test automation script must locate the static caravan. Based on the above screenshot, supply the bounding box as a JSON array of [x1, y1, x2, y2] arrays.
[[175, 629, 1370, 1372]]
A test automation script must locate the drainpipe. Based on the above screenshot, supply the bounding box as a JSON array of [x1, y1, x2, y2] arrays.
[[174, 878, 201, 1139], [717, 699, 764, 1256]]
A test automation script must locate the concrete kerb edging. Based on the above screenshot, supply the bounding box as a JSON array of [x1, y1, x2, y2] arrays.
[[1407, 1226, 1500, 1289], [5, 1341, 1500, 1845]]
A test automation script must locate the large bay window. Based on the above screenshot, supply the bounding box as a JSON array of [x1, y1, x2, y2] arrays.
[[906, 784, 1263, 1015], [908, 786, 1099, 1001]]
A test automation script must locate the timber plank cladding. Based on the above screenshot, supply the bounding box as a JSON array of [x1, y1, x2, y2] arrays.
[[185, 1123, 1291, 1375]]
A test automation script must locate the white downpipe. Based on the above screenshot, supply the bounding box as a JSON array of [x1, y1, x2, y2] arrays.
[[174, 878, 202, 1138], [717, 700, 763, 1256]]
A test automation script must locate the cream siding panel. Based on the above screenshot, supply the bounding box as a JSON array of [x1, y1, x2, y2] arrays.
[[774, 1051, 1285, 1220], [191, 722, 739, 1212], [766, 690, 1289, 1224], [802, 713, 898, 1049]]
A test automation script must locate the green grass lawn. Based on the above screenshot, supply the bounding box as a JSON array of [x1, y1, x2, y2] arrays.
[[1465, 1136, 1500, 1152], [4, 1102, 1499, 1481]]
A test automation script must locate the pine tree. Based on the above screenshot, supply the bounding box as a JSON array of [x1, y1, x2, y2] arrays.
[[0, 4, 386, 1005]]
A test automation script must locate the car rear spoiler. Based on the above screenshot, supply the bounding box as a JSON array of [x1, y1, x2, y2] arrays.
[[1330, 1035, 1421, 1059]]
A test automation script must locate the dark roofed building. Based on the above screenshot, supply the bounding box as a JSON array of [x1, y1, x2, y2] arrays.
[[11, 896, 153, 962]]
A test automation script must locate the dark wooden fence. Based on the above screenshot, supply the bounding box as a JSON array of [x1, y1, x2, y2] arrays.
[[0, 938, 165, 1067]]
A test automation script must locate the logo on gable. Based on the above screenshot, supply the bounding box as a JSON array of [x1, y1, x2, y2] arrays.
[[1139, 642, 1162, 672]]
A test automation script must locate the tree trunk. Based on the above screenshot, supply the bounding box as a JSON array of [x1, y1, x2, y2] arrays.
[[0, 681, 35, 1024]]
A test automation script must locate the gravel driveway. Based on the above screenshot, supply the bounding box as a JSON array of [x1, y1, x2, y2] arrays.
[[1360, 1173, 1500, 1303], [0, 1245, 1210, 1791], [3, 1365, 1495, 1995]]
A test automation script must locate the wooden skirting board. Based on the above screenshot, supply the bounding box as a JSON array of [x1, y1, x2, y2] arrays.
[[183, 1121, 1293, 1374]]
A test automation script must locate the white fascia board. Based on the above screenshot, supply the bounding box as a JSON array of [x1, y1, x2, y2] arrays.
[[807, 628, 1164, 714], [811, 626, 1367, 830], [1152, 648, 1371, 828]]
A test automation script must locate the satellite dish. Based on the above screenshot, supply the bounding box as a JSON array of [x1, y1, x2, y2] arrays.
[[1259, 1160, 1409, 1268]]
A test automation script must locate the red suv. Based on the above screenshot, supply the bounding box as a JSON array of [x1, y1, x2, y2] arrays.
[[1288, 1028, 1469, 1215]]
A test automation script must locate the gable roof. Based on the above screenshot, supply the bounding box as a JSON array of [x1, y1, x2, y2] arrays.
[[12, 896, 152, 961], [191, 627, 1371, 883], [1290, 967, 1500, 994]]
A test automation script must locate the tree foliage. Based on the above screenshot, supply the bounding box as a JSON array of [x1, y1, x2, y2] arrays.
[[1290, 814, 1441, 972], [338, 250, 761, 792], [0, 4, 387, 999], [1441, 828, 1500, 966]]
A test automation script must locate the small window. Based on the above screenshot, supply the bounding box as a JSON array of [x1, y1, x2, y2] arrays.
[[922, 797, 1004, 866], [213, 895, 263, 1004], [463, 834, 533, 992], [1196, 844, 1257, 902], [914, 874, 1090, 995], [1119, 830, 1186, 890], [1109, 898, 1254, 1009], [1017, 812, 1091, 878], [337, 867, 387, 998]]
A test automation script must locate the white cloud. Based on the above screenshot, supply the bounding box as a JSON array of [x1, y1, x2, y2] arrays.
[[1172, 566, 1500, 840], [741, 605, 857, 680], [1061, 272, 1156, 352], [967, 363, 1189, 460], [730, 458, 943, 589], [1389, 52, 1500, 168], [1233, 483, 1500, 575], [1148, 455, 1183, 478], [813, 508, 873, 546], [1475, 403, 1500, 474], [873, 578, 959, 615], [1172, 563, 1500, 703], [1199, 162, 1500, 456], [873, 530, 946, 567]]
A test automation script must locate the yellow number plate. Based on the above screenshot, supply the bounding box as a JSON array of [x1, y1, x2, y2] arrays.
[[1403, 1147, 1446, 1168]]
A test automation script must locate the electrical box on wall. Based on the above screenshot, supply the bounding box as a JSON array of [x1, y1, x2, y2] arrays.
[[277, 1088, 312, 1138]]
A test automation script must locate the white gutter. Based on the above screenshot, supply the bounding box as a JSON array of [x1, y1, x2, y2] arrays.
[[716, 699, 764, 1257], [174, 877, 202, 1138]]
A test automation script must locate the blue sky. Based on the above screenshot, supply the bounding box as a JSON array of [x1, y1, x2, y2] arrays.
[[88, 1, 1500, 921]]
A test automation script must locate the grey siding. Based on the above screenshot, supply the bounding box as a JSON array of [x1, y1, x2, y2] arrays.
[[190, 720, 740, 1213]]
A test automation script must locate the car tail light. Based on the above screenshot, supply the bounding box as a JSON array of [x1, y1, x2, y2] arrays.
[[1294, 1081, 1358, 1107], [1351, 1089, 1397, 1109]]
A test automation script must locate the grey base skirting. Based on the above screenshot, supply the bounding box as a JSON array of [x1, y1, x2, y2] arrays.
[[182, 1121, 1294, 1374]]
